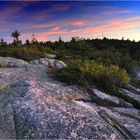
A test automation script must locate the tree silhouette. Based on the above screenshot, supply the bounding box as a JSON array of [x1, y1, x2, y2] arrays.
[[0, 38, 4, 46], [0, 38, 7, 47], [25, 39, 30, 46], [31, 34, 38, 45], [11, 30, 21, 46]]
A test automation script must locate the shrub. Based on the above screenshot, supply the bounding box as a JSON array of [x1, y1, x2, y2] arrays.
[[99, 65, 130, 93], [0, 46, 50, 61], [55, 60, 130, 93], [55, 67, 92, 87]]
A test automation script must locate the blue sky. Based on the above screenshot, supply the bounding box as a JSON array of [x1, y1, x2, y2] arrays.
[[0, 1, 140, 42]]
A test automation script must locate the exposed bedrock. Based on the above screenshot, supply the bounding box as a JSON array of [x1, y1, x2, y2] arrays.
[[0, 56, 140, 139]]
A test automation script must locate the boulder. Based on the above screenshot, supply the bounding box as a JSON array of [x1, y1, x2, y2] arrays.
[[92, 89, 133, 107], [30, 57, 66, 69], [0, 56, 29, 68], [54, 60, 67, 69]]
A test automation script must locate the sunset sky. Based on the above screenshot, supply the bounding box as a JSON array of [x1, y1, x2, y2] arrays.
[[0, 1, 140, 42]]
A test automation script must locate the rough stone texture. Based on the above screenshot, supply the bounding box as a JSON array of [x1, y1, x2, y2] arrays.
[[30, 57, 67, 69], [91, 89, 133, 107], [0, 56, 29, 68], [127, 84, 140, 93], [120, 88, 140, 103], [0, 57, 140, 139], [134, 66, 140, 80]]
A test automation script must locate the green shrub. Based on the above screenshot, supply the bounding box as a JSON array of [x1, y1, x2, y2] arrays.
[[55, 67, 92, 87], [99, 65, 130, 93], [0, 46, 51, 61], [55, 60, 130, 93]]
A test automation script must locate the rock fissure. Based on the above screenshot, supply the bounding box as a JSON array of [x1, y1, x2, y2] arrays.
[[98, 110, 136, 139]]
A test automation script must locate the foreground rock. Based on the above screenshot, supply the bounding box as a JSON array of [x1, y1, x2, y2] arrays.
[[0, 57, 140, 139]]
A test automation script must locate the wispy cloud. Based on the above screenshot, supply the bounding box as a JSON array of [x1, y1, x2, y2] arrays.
[[0, 2, 30, 21], [22, 30, 67, 42], [71, 21, 86, 26], [70, 16, 140, 37]]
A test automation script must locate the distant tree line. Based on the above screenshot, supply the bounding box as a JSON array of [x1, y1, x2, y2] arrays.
[[0, 30, 140, 73]]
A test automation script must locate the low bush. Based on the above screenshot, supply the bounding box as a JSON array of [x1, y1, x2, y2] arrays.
[[55, 60, 130, 93], [0, 46, 53, 61], [99, 65, 130, 93]]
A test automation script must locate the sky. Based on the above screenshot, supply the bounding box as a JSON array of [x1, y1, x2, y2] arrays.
[[0, 1, 140, 43]]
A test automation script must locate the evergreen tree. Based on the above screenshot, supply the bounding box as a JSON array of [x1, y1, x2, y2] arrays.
[[11, 30, 21, 46]]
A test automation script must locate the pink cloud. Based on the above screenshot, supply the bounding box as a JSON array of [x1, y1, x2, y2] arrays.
[[22, 30, 67, 42], [51, 26, 61, 31], [36, 30, 67, 41], [71, 21, 86, 26], [71, 16, 140, 35]]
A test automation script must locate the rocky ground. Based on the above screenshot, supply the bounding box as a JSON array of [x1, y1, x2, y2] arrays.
[[0, 56, 140, 139]]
